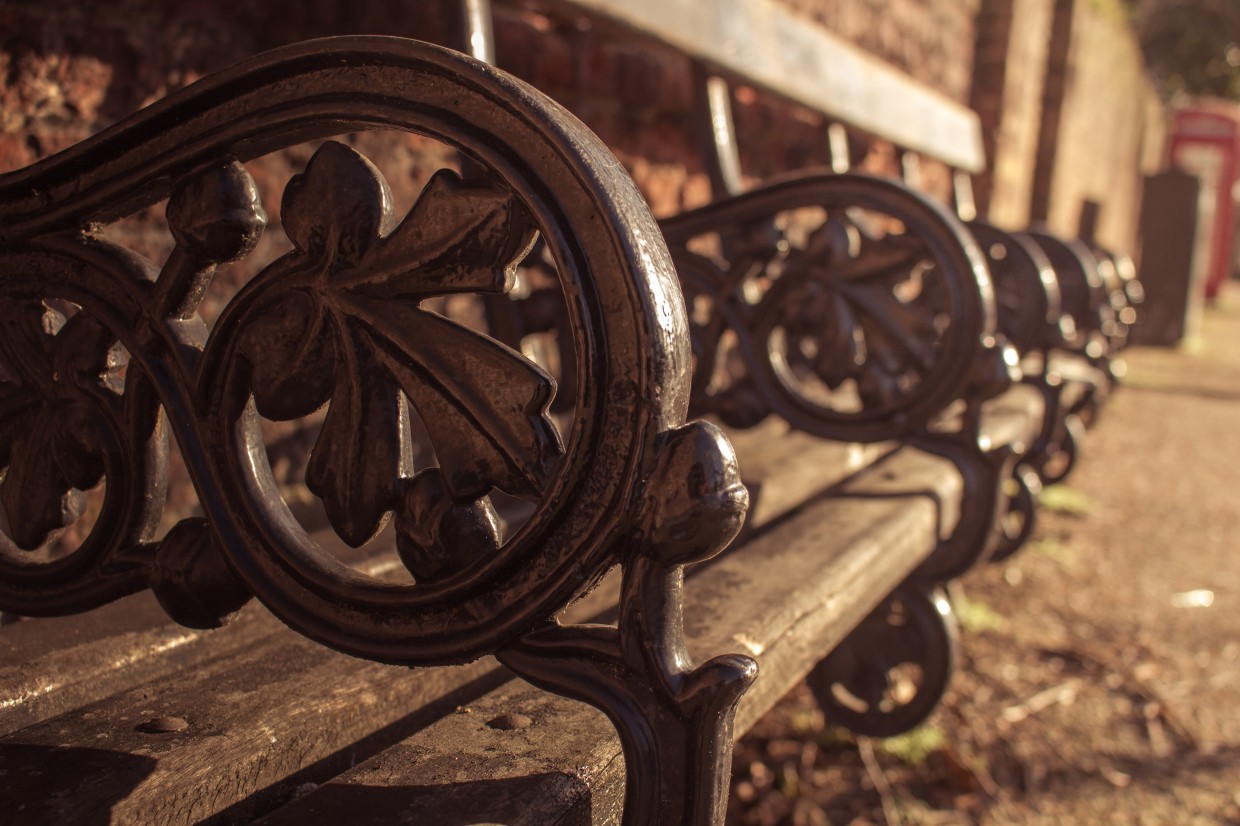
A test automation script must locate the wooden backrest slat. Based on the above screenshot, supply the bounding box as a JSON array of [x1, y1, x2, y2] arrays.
[[536, 0, 986, 171]]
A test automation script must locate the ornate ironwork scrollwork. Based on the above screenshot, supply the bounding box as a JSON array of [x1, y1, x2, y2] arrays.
[[659, 173, 997, 443], [0, 36, 754, 825], [807, 585, 957, 738], [1020, 228, 1114, 369], [971, 221, 1063, 358], [652, 175, 1020, 737]]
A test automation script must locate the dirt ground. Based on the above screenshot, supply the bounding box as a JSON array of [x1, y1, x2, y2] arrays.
[[727, 287, 1240, 825]]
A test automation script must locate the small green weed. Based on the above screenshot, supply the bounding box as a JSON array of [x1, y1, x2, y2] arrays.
[[1039, 485, 1093, 516], [954, 594, 1007, 633], [1031, 536, 1066, 560], [789, 706, 824, 736], [875, 724, 946, 764]]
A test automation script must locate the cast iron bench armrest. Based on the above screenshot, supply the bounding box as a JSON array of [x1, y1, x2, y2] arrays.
[[0, 4, 1071, 820], [480, 0, 1042, 588], [0, 35, 755, 825], [660, 172, 1049, 582]]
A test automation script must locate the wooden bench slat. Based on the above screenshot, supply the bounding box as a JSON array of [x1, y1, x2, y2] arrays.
[[0, 633, 507, 825], [979, 383, 1046, 452], [0, 427, 898, 823], [0, 532, 394, 738], [0, 593, 267, 740], [0, 424, 883, 740], [256, 680, 624, 826], [1047, 352, 1109, 387], [254, 446, 960, 826], [716, 419, 893, 531], [535, 0, 986, 171], [694, 447, 961, 734], [0, 15, 1102, 821]]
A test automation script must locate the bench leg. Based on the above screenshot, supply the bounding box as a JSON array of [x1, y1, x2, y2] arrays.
[[988, 464, 1041, 563], [910, 434, 1019, 581], [806, 584, 957, 738], [500, 421, 758, 826]]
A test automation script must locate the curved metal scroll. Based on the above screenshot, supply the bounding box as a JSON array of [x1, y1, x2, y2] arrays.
[[0, 38, 756, 824], [1015, 228, 1118, 472], [807, 585, 957, 738], [659, 173, 997, 443], [966, 221, 1065, 545], [970, 221, 1063, 358], [1019, 228, 1113, 366], [988, 465, 1041, 563]]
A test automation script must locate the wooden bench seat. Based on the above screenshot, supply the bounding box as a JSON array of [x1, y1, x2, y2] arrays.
[[255, 447, 959, 826], [1, 438, 958, 825]]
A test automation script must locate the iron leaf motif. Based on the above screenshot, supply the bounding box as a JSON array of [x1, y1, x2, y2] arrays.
[[775, 222, 943, 408], [238, 142, 561, 549], [0, 304, 119, 549]]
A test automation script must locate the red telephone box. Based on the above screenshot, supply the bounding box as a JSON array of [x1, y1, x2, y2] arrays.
[[1168, 106, 1240, 300]]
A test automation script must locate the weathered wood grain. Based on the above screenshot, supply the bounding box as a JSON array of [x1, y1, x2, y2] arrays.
[[254, 447, 960, 826], [0, 425, 881, 739], [980, 383, 1046, 452], [531, 0, 986, 171], [0, 633, 508, 824], [0, 530, 394, 738], [0, 425, 901, 824]]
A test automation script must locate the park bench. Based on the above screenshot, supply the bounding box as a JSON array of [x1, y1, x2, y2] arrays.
[[0, 1, 1113, 821]]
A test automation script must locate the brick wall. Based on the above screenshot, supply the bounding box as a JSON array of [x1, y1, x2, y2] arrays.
[[970, 0, 1057, 226], [971, 0, 1166, 252], [1031, 0, 1166, 252], [0, 0, 983, 210]]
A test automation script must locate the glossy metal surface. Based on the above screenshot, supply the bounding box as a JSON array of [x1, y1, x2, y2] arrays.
[[0, 36, 754, 826], [1019, 228, 1112, 366], [807, 585, 957, 737]]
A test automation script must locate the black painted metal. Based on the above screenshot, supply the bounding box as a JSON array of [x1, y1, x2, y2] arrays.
[[971, 221, 1064, 358], [655, 168, 1021, 735], [693, 67, 747, 200], [965, 221, 1063, 548], [661, 172, 997, 443], [989, 465, 1042, 563], [501, 420, 755, 826], [1090, 244, 1141, 355], [807, 585, 958, 738], [1019, 228, 1113, 366], [0, 36, 756, 826], [666, 65, 1005, 735], [1016, 227, 1122, 464], [911, 427, 1021, 582]]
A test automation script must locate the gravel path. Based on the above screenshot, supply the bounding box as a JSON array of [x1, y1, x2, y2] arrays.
[[728, 287, 1240, 825]]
